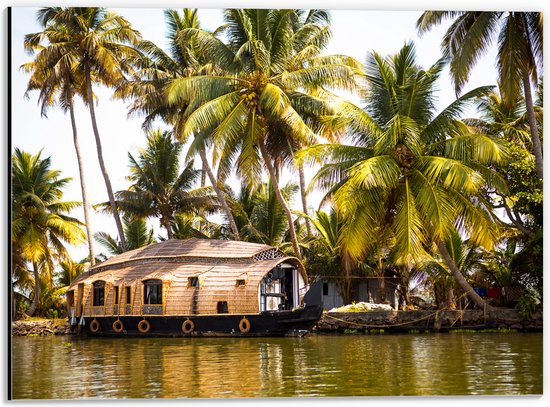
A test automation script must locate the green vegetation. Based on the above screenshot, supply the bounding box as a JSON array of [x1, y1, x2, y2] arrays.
[[12, 149, 85, 317], [14, 8, 542, 320]]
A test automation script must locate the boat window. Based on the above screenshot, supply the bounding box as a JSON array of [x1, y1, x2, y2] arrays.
[[188, 277, 199, 287], [217, 301, 229, 314], [114, 286, 119, 305], [92, 281, 105, 306], [143, 279, 162, 305], [236, 279, 246, 287], [126, 286, 132, 304]]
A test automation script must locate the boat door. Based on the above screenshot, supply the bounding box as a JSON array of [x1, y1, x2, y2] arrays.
[[282, 266, 300, 310]]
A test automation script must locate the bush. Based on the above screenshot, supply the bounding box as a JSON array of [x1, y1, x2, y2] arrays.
[[516, 287, 541, 319]]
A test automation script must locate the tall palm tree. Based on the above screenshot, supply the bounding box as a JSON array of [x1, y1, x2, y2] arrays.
[[261, 10, 341, 237], [25, 7, 143, 249], [109, 129, 218, 239], [116, 9, 241, 240], [167, 9, 361, 259], [417, 11, 543, 180], [22, 30, 96, 265], [302, 43, 507, 309], [12, 148, 85, 316]]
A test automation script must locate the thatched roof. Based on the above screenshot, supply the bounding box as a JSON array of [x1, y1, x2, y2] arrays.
[[70, 238, 304, 288]]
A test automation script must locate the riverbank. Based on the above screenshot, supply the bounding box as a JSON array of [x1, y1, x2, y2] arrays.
[[314, 308, 543, 333], [11, 308, 542, 336], [11, 318, 72, 336]]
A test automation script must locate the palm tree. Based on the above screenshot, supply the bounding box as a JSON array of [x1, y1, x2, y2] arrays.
[[302, 43, 507, 309], [166, 9, 361, 259], [58, 258, 87, 287], [170, 213, 224, 240], [302, 209, 358, 304], [22, 28, 97, 265], [417, 11, 543, 180], [12, 148, 85, 316], [95, 215, 155, 256], [116, 9, 241, 240], [417, 230, 489, 309], [231, 181, 299, 246], [109, 129, 218, 239], [25, 7, 143, 249], [260, 10, 342, 237]]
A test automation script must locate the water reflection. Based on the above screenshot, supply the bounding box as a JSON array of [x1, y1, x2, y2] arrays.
[[11, 333, 542, 399]]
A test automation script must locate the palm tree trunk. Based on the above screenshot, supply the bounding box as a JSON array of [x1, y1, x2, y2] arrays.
[[161, 213, 174, 239], [436, 240, 493, 311], [298, 163, 313, 236], [522, 73, 543, 180], [197, 145, 240, 240], [27, 262, 40, 317], [69, 99, 96, 265], [199, 160, 207, 233], [201, 160, 207, 188], [259, 138, 302, 260], [376, 251, 386, 302], [259, 137, 301, 259], [84, 68, 127, 250]]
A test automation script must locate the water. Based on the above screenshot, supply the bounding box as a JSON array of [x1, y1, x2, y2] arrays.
[[11, 333, 542, 399]]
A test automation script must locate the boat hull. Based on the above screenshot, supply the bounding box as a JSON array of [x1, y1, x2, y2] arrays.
[[74, 304, 322, 337]]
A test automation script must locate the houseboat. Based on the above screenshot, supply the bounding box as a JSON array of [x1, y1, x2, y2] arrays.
[[67, 238, 323, 336]]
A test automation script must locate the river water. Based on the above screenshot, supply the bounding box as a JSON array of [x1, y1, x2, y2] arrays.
[[11, 333, 542, 399]]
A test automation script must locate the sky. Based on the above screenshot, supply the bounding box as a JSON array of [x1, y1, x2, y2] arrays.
[[5, 1, 523, 263]]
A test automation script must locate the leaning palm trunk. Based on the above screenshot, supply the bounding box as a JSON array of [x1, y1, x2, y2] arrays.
[[27, 262, 40, 317], [84, 69, 127, 250], [198, 146, 240, 240], [259, 138, 301, 259], [298, 163, 313, 236], [523, 73, 543, 180], [436, 240, 492, 311], [69, 99, 96, 265]]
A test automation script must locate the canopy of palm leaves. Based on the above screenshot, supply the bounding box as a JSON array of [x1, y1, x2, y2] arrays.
[[301, 43, 507, 308], [305, 43, 506, 262], [24, 7, 143, 249], [108, 129, 219, 239], [230, 181, 299, 246], [416, 11, 543, 179], [165, 9, 362, 258], [116, 8, 242, 240]]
